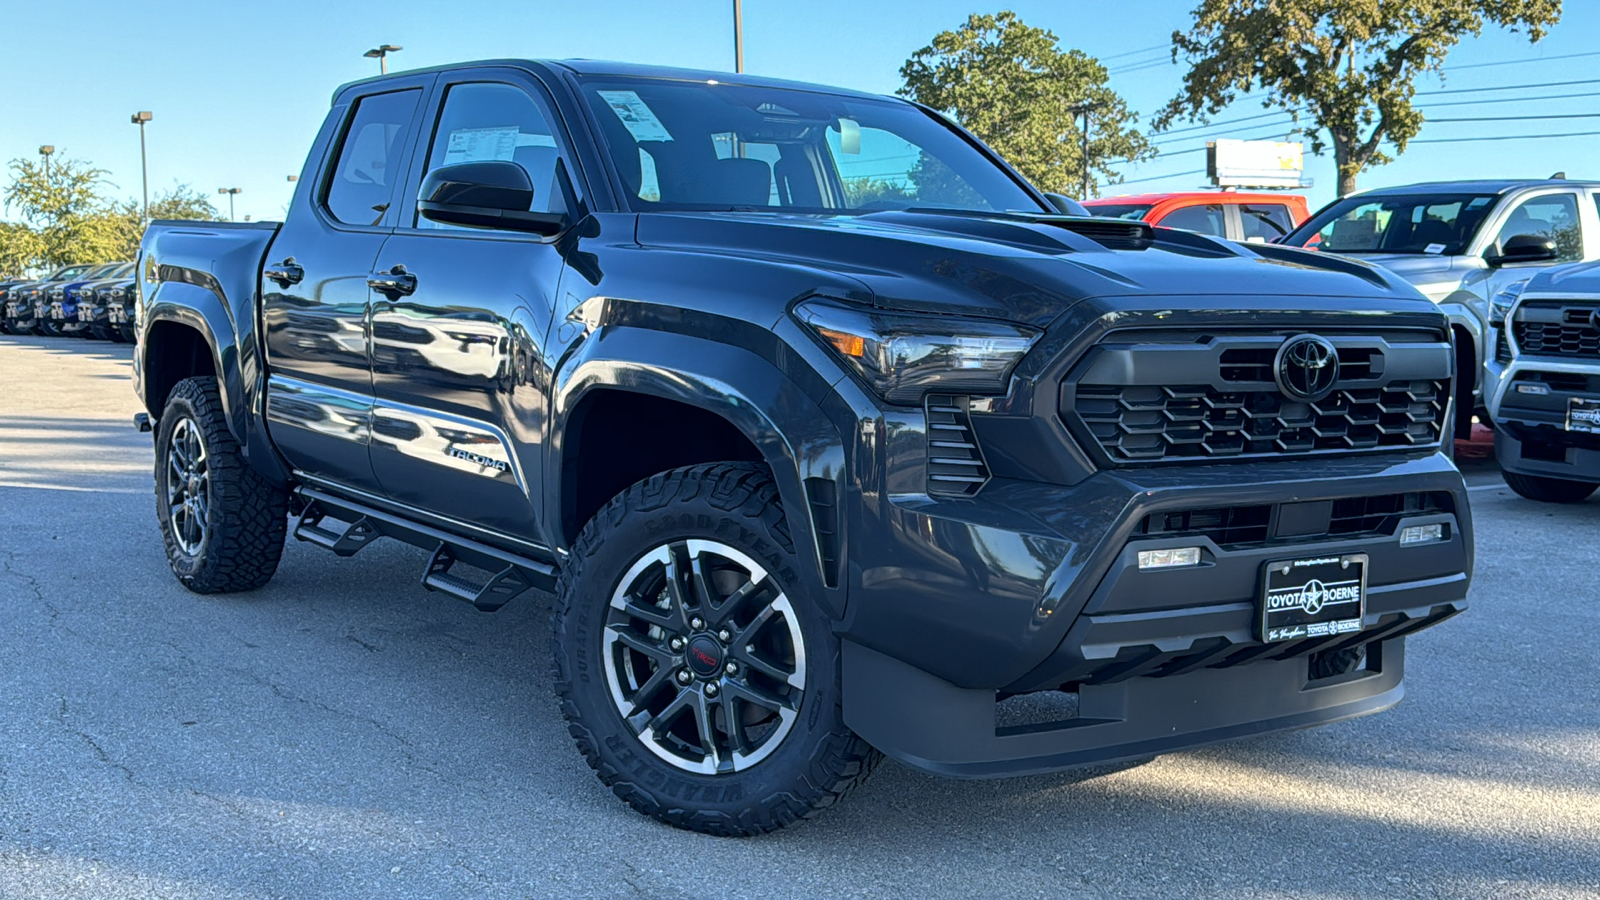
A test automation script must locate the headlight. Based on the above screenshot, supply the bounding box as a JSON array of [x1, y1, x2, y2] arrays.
[[110, 288, 126, 299], [81, 288, 96, 300], [1489, 279, 1529, 328], [794, 298, 1040, 404]]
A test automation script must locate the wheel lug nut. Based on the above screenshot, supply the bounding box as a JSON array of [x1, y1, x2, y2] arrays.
[[717, 629, 731, 642], [704, 683, 719, 697], [724, 662, 737, 675], [690, 617, 705, 631], [676, 669, 693, 685], [669, 637, 686, 651]]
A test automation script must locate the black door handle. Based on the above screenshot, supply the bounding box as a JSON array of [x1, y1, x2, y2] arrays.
[[367, 265, 417, 296], [264, 258, 304, 288]]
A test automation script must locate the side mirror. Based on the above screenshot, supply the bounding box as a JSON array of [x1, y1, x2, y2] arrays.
[[417, 161, 567, 235], [1486, 233, 1558, 267], [1042, 192, 1092, 217]]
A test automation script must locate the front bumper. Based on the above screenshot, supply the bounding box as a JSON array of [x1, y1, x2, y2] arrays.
[[841, 450, 1470, 777]]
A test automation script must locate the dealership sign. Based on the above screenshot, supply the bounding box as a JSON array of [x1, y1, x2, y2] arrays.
[[1207, 139, 1305, 189]]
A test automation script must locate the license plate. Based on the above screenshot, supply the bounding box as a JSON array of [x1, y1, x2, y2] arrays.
[[1567, 398, 1600, 433], [109, 308, 125, 323], [1259, 554, 1366, 643], [77, 309, 92, 321], [3, 303, 15, 316]]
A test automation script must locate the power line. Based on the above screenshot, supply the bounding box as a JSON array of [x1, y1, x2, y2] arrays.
[[1109, 57, 1176, 76], [1449, 50, 1600, 71], [1099, 42, 1170, 61], [1415, 77, 1600, 96], [1420, 89, 1600, 108], [1412, 128, 1600, 144], [1425, 111, 1600, 123], [1157, 109, 1304, 137], [1117, 167, 1207, 185]]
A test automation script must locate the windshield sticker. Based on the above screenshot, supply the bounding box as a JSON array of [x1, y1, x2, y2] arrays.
[[1468, 197, 1492, 208], [837, 117, 861, 155], [1424, 242, 1447, 254], [598, 91, 674, 142], [443, 127, 519, 165]]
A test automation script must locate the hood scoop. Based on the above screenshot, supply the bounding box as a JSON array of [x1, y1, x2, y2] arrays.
[[1040, 216, 1153, 250]]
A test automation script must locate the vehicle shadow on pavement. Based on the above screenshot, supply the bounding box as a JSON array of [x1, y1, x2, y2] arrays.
[[5, 491, 1597, 899]]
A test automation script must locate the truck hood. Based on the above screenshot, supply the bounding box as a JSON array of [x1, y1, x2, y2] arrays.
[[636, 211, 1421, 328], [1336, 252, 1493, 302]]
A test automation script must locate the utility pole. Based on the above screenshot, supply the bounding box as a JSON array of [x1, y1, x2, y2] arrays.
[[1069, 103, 1101, 200], [131, 111, 153, 226], [732, 0, 743, 73], [364, 44, 403, 75], [217, 187, 242, 222], [38, 145, 54, 180]]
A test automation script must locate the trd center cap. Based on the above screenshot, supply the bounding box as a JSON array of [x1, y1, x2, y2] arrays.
[[686, 636, 724, 677]]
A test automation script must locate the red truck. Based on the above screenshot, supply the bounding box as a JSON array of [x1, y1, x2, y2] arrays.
[[1084, 191, 1310, 243]]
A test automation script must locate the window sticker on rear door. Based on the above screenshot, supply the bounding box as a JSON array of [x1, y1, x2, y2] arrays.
[[598, 91, 674, 142], [443, 126, 519, 165]]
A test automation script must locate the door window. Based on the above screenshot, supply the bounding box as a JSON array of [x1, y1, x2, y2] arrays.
[[1158, 204, 1226, 236], [1492, 192, 1582, 262], [417, 82, 565, 230], [1238, 204, 1293, 242], [324, 89, 420, 227]]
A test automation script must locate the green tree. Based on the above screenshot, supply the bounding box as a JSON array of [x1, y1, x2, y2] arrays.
[[1157, 0, 1562, 197], [899, 11, 1154, 198], [101, 184, 222, 259], [0, 221, 42, 277], [4, 153, 116, 266]]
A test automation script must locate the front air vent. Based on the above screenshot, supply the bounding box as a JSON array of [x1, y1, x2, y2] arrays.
[[1049, 217, 1153, 249], [926, 394, 990, 497]]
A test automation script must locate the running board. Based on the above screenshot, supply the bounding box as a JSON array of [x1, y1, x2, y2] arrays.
[[291, 486, 558, 611]]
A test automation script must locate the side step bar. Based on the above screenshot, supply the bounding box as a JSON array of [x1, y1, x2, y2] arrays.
[[291, 487, 558, 612]]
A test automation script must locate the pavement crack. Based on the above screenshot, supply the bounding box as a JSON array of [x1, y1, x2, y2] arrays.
[[54, 696, 137, 784]]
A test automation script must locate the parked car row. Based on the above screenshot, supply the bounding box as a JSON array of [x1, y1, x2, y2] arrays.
[[0, 261, 140, 342]]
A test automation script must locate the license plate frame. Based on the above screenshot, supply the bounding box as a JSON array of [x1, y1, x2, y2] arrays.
[[1259, 554, 1367, 643], [1566, 397, 1600, 434]]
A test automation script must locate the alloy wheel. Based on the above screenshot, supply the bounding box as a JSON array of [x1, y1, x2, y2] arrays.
[[165, 416, 210, 556], [602, 539, 806, 775]]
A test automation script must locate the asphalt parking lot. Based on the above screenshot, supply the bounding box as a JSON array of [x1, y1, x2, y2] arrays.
[[1, 333, 1597, 900]]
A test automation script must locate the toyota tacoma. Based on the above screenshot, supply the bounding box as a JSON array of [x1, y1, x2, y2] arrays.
[[134, 59, 1473, 835]]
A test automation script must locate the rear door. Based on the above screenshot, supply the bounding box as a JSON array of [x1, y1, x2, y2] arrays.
[[365, 68, 577, 545], [261, 77, 432, 491]]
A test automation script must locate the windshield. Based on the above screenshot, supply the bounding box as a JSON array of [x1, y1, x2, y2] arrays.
[[1285, 192, 1502, 255], [50, 266, 90, 280], [579, 77, 1042, 215], [1085, 203, 1154, 221]]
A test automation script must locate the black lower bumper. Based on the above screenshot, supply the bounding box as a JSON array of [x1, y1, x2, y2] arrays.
[[843, 634, 1419, 778], [1495, 418, 1600, 482]]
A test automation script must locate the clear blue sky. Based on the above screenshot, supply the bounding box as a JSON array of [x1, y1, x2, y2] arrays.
[[5, 0, 1600, 224]]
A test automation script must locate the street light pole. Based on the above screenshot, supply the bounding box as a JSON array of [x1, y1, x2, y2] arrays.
[[732, 0, 744, 73], [38, 145, 54, 180], [1069, 103, 1101, 200], [364, 44, 403, 75], [131, 111, 153, 226], [217, 187, 241, 222]]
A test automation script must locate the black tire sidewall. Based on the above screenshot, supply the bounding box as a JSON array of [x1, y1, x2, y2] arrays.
[[154, 386, 216, 584], [557, 468, 851, 825]]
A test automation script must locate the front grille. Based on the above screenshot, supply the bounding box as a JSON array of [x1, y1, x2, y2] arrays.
[[925, 394, 990, 496], [1077, 381, 1446, 462], [1495, 329, 1512, 364], [1513, 300, 1600, 359], [1135, 491, 1454, 549]]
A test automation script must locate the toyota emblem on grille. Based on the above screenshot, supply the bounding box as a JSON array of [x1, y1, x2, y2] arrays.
[[1275, 335, 1339, 402], [1588, 307, 1600, 332]]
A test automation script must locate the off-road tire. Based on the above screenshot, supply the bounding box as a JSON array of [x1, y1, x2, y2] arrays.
[[118, 323, 136, 343], [552, 463, 881, 836], [1503, 470, 1598, 504], [92, 323, 120, 342], [36, 318, 64, 337], [155, 377, 288, 593], [1309, 646, 1366, 679]]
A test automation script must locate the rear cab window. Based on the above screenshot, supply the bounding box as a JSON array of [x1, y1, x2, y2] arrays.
[[1239, 204, 1293, 242], [1158, 204, 1227, 237]]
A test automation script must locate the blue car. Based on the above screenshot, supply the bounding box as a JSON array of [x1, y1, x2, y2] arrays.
[[41, 262, 126, 337]]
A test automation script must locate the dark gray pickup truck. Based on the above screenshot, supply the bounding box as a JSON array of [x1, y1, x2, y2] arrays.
[[135, 59, 1472, 835]]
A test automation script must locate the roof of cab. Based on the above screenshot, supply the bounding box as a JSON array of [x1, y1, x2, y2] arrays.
[[1356, 178, 1600, 196], [334, 58, 892, 104]]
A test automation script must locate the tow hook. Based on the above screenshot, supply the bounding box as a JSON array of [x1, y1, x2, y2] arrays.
[[133, 413, 152, 433]]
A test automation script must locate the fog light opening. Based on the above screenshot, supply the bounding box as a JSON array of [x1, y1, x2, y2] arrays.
[[1399, 523, 1445, 546], [1137, 547, 1202, 570]]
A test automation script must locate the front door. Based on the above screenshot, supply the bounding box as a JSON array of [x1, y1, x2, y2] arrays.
[[367, 73, 574, 544], [262, 80, 431, 491]]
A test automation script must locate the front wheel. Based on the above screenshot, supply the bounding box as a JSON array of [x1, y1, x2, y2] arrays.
[[155, 377, 288, 592], [36, 318, 64, 337], [552, 463, 881, 835], [1503, 470, 1599, 504]]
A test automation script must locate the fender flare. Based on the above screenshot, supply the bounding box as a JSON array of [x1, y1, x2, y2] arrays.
[[549, 326, 851, 618]]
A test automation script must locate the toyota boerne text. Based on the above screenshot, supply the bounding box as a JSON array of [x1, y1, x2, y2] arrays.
[[132, 59, 1473, 835]]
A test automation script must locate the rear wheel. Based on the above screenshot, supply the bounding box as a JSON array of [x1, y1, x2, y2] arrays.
[[552, 463, 880, 835], [1503, 470, 1598, 504], [155, 377, 288, 592]]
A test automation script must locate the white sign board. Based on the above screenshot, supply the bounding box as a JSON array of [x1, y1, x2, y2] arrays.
[[1208, 139, 1304, 189]]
